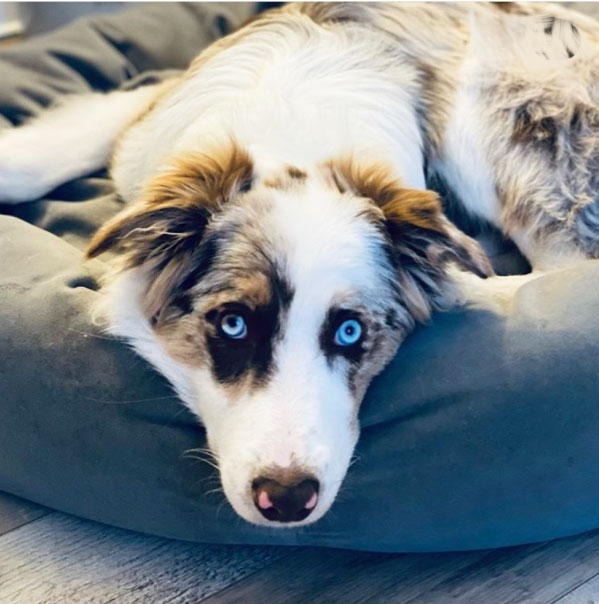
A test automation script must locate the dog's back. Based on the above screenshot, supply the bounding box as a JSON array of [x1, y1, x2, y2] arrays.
[[294, 1, 599, 268]]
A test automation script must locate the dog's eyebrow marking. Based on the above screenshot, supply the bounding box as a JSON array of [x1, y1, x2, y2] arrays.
[[264, 165, 307, 190], [287, 165, 307, 180]]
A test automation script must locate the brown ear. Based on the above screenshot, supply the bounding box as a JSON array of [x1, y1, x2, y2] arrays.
[[87, 144, 253, 259], [325, 158, 493, 321], [87, 143, 253, 323]]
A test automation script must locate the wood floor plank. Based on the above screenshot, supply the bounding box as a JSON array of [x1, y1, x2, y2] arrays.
[[0, 490, 51, 536], [200, 531, 599, 604], [552, 572, 599, 604], [0, 512, 289, 604], [2, 502, 599, 603], [199, 547, 495, 604], [405, 530, 599, 604]]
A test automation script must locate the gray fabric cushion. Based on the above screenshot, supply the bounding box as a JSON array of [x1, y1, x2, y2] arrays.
[[1, 2, 599, 552]]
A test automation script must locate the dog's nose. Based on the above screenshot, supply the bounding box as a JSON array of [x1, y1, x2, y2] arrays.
[[252, 475, 319, 522]]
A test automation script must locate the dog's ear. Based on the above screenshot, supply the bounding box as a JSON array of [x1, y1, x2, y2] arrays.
[[87, 144, 253, 323], [325, 158, 493, 321], [379, 187, 494, 321], [87, 145, 253, 260]]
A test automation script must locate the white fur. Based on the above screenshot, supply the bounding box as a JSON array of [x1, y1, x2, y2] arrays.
[[435, 59, 501, 227], [0, 85, 161, 203], [95, 267, 197, 406]]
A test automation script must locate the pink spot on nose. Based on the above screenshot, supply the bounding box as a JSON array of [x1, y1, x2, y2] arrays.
[[257, 490, 273, 510], [304, 491, 318, 510]]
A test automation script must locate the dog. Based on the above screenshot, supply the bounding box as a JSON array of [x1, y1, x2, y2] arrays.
[[1, 2, 598, 527]]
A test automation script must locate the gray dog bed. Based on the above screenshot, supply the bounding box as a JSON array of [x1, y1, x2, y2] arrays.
[[1, 2, 599, 553]]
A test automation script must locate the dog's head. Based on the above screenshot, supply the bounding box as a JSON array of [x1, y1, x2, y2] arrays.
[[88, 140, 491, 526]]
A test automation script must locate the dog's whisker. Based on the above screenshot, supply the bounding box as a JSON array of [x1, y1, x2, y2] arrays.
[[184, 459, 216, 471], [348, 454, 362, 469], [215, 498, 230, 521], [185, 447, 220, 462], [183, 456, 220, 472], [157, 404, 195, 428], [186, 446, 217, 455], [199, 476, 223, 488], [68, 328, 120, 341], [203, 486, 225, 498], [188, 473, 222, 493], [182, 448, 221, 472], [88, 395, 181, 405]]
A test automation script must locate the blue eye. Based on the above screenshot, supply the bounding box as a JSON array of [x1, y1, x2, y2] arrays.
[[334, 319, 362, 347], [220, 314, 247, 339]]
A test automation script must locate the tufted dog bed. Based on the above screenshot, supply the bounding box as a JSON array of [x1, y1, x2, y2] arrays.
[[1, 2, 598, 552]]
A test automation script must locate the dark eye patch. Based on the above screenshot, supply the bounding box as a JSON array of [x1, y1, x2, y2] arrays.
[[203, 271, 294, 387], [320, 308, 367, 366], [205, 303, 258, 384]]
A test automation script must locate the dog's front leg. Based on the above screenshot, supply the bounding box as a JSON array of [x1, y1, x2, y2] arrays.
[[446, 264, 546, 315]]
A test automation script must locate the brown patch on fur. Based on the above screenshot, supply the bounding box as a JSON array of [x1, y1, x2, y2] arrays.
[[324, 157, 452, 233], [512, 103, 558, 153], [88, 142, 253, 258], [146, 283, 275, 397], [287, 165, 307, 180], [199, 273, 274, 311], [326, 158, 458, 233], [490, 2, 530, 15], [263, 177, 281, 190], [87, 140, 253, 324], [155, 312, 208, 368], [264, 165, 307, 190], [144, 143, 253, 211]]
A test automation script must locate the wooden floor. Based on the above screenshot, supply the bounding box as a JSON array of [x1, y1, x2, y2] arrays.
[[2, 491, 599, 603]]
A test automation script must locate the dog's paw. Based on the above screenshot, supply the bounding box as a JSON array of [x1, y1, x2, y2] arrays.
[[0, 129, 58, 204]]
